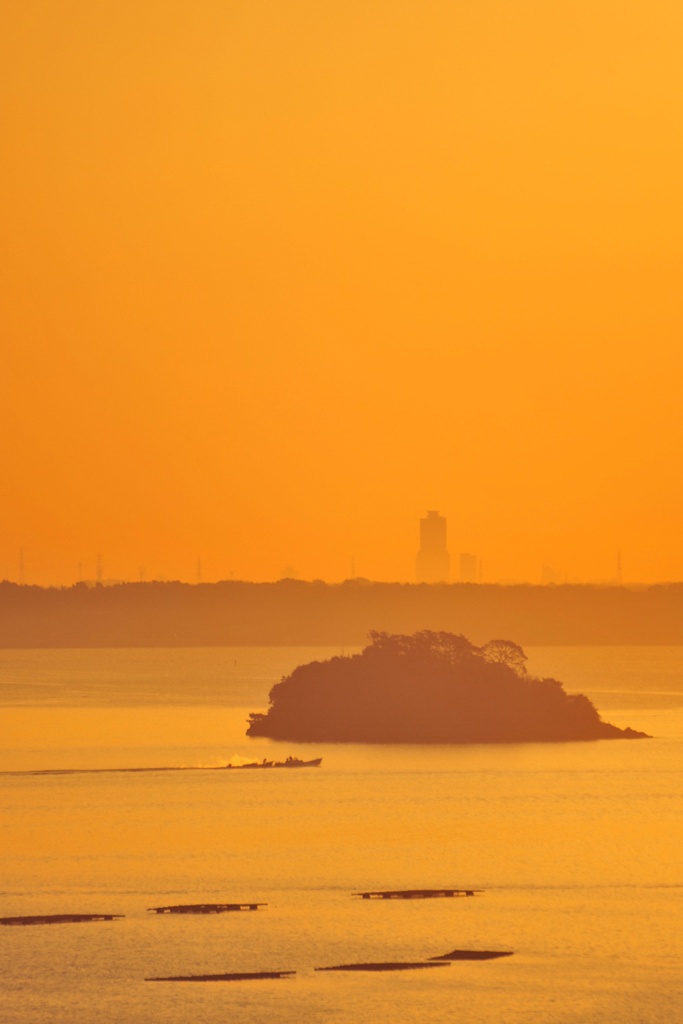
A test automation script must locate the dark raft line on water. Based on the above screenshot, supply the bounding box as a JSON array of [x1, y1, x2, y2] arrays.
[[148, 903, 266, 914], [354, 889, 482, 899], [316, 962, 450, 972], [146, 972, 295, 982], [429, 949, 514, 960], [1, 914, 124, 926]]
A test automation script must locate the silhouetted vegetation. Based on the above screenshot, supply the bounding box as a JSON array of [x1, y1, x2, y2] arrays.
[[2, 578, 683, 647], [247, 631, 649, 743]]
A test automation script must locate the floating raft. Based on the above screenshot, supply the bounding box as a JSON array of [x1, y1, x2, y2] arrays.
[[316, 961, 450, 973], [1, 914, 124, 926], [146, 971, 295, 982], [354, 889, 482, 900], [429, 949, 514, 961], [148, 903, 266, 915]]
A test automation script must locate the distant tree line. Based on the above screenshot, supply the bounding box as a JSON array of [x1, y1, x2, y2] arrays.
[[1, 578, 683, 647]]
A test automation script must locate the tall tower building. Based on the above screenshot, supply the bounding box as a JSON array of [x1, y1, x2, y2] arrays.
[[416, 511, 450, 583]]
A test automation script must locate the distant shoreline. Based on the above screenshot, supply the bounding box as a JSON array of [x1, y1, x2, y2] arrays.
[[2, 579, 683, 647]]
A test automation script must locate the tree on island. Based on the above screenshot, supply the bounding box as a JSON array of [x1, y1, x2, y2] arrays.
[[246, 630, 649, 744]]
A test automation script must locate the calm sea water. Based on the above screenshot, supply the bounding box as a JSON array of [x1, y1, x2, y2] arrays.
[[0, 646, 681, 1024]]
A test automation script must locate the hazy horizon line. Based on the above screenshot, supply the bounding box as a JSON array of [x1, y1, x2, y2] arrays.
[[3, 577, 682, 590]]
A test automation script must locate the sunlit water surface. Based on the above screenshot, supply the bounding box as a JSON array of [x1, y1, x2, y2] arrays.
[[0, 646, 681, 1023]]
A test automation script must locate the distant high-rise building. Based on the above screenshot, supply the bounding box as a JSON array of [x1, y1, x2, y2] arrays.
[[460, 553, 478, 583], [416, 511, 450, 583]]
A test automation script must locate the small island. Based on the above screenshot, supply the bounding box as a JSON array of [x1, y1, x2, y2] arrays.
[[246, 630, 650, 744]]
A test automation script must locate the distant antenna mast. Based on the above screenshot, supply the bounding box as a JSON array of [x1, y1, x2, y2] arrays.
[[617, 550, 623, 586], [19, 548, 25, 585]]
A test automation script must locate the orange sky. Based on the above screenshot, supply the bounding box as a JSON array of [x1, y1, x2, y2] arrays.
[[2, 1, 683, 585]]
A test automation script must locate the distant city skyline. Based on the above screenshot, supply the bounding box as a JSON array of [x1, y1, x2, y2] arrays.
[[0, 537, 640, 588]]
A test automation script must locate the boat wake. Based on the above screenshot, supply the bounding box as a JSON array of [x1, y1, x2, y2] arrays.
[[0, 756, 322, 776]]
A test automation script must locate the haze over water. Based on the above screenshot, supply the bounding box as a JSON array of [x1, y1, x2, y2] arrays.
[[1, 646, 681, 1024]]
